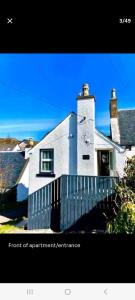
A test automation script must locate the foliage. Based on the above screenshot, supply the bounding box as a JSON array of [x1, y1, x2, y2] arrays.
[[0, 218, 24, 234], [106, 155, 135, 234], [106, 201, 135, 234], [115, 182, 135, 203], [124, 156, 135, 179], [0, 224, 22, 233]]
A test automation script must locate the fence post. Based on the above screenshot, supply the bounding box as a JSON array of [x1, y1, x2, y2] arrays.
[[51, 177, 61, 232]]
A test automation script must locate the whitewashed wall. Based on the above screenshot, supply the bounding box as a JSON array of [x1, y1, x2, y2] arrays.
[[17, 161, 29, 202], [13, 145, 21, 152], [115, 150, 126, 177], [77, 96, 95, 175], [29, 113, 77, 194], [117, 147, 135, 177], [110, 117, 120, 144], [95, 130, 114, 150], [25, 148, 31, 159], [114, 147, 135, 178]]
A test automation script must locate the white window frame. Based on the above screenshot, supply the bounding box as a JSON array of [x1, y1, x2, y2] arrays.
[[40, 149, 54, 173]]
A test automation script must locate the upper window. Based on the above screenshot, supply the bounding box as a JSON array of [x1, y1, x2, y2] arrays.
[[40, 149, 54, 173]]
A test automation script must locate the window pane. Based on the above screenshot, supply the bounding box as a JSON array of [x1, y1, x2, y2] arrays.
[[42, 150, 53, 159], [40, 150, 53, 172], [42, 161, 52, 172]]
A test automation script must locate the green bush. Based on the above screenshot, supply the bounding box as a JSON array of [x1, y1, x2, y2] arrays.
[[106, 201, 135, 234], [106, 155, 135, 234], [115, 182, 135, 203], [124, 156, 135, 179]]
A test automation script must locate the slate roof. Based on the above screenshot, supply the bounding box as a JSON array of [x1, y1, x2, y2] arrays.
[[0, 152, 25, 189], [118, 109, 135, 146], [0, 138, 20, 151]]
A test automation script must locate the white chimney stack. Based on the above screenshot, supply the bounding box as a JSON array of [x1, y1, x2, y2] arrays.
[[76, 84, 95, 175], [110, 88, 120, 144]]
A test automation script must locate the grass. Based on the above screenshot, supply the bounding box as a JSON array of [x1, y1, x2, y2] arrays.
[[0, 224, 22, 233], [0, 217, 25, 233]]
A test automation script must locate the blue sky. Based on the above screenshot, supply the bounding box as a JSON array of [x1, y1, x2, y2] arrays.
[[0, 53, 135, 141]]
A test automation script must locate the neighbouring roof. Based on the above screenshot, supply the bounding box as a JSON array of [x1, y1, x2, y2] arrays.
[[118, 109, 135, 146], [0, 152, 25, 189], [0, 138, 20, 151], [19, 139, 38, 150]]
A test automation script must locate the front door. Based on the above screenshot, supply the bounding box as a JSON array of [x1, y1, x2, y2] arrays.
[[97, 150, 110, 176]]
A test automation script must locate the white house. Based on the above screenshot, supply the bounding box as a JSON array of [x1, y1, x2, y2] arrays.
[[28, 83, 135, 195], [16, 158, 29, 202]]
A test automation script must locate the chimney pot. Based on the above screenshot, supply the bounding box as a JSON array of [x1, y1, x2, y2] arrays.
[[111, 88, 117, 99], [82, 83, 89, 96], [29, 138, 34, 147]]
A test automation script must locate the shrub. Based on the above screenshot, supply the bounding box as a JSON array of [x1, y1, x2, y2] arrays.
[[106, 201, 135, 234], [106, 155, 135, 234]]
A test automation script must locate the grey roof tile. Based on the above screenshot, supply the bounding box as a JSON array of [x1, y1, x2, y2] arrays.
[[0, 138, 20, 151], [0, 152, 25, 189], [118, 109, 135, 145]]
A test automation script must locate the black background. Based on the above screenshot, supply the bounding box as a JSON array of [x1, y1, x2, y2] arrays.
[[0, 5, 135, 283], [0, 5, 135, 52], [0, 234, 135, 282]]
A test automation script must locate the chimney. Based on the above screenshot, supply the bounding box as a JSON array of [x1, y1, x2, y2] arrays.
[[77, 83, 95, 175], [110, 88, 118, 118], [28, 138, 34, 147], [82, 83, 89, 96], [110, 88, 120, 143]]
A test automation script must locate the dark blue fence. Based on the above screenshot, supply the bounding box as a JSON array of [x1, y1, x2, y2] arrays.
[[28, 175, 119, 231]]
